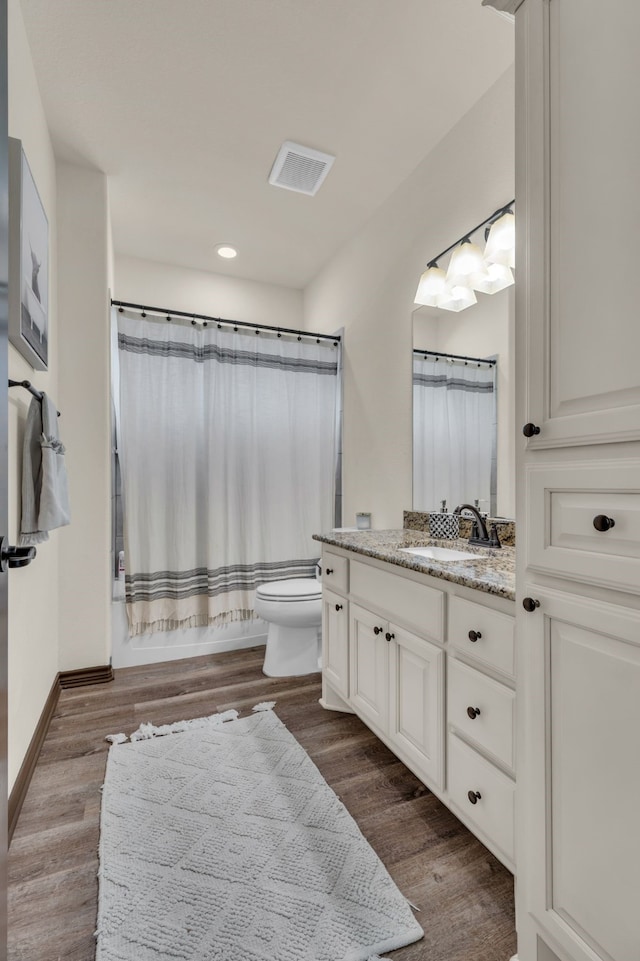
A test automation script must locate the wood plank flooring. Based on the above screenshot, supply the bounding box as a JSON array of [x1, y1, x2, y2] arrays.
[[8, 646, 516, 961]]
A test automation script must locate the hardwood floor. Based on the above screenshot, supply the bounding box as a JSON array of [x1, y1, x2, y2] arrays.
[[8, 646, 516, 961]]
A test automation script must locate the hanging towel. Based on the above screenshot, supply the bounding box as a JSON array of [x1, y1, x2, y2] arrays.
[[19, 393, 70, 546]]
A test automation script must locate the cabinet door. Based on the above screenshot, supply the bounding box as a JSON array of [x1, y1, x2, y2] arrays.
[[519, 587, 640, 961], [520, 0, 640, 449], [349, 602, 389, 734], [388, 624, 444, 789], [321, 588, 349, 699]]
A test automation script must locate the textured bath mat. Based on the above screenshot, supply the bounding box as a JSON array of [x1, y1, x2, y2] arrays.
[[97, 707, 423, 961]]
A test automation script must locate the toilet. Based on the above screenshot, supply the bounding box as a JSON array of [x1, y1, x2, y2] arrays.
[[254, 565, 322, 677]]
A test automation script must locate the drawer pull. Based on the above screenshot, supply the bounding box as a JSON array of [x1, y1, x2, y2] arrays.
[[593, 514, 616, 532], [522, 422, 540, 437], [335, 603, 343, 611], [325, 567, 334, 574], [522, 597, 540, 613], [466, 706, 481, 720], [467, 790, 482, 805], [373, 626, 384, 636], [385, 631, 395, 642], [468, 630, 482, 642]]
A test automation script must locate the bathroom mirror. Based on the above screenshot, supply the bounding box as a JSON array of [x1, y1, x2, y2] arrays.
[[412, 285, 515, 518]]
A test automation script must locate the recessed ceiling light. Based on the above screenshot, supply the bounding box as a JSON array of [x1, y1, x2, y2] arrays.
[[216, 244, 237, 259]]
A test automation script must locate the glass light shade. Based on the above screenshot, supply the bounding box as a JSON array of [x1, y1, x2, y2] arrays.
[[483, 212, 515, 268], [471, 262, 515, 295], [414, 265, 448, 306], [437, 284, 477, 312], [446, 241, 488, 288]]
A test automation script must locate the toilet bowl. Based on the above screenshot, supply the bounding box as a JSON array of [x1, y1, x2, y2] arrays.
[[254, 575, 322, 677]]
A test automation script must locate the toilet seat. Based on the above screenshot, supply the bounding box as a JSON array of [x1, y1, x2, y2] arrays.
[[255, 578, 322, 602]]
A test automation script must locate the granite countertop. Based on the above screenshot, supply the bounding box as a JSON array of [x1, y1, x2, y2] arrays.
[[312, 528, 516, 601]]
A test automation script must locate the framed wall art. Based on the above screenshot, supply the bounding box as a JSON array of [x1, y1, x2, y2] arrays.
[[9, 137, 49, 370]]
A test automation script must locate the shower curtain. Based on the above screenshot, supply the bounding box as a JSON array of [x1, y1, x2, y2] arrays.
[[116, 311, 339, 636], [413, 353, 496, 513]]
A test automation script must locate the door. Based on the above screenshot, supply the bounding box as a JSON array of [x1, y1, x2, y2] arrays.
[[349, 602, 389, 734], [321, 588, 349, 699], [0, 0, 8, 949]]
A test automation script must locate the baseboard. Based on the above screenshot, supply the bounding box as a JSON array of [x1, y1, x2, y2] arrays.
[[8, 673, 61, 843], [9, 663, 114, 842], [59, 664, 114, 689]]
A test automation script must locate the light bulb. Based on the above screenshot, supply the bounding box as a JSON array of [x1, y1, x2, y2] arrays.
[[437, 285, 477, 312], [446, 240, 488, 288], [414, 265, 448, 306], [484, 212, 515, 268], [471, 262, 515, 295]]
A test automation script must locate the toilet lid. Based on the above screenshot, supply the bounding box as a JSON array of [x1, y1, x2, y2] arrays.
[[255, 578, 322, 601]]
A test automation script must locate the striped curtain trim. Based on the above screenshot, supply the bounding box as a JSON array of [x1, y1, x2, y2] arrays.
[[413, 373, 494, 392], [118, 333, 338, 375], [125, 558, 318, 603]]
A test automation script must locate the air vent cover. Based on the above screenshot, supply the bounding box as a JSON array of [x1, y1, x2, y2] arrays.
[[268, 141, 335, 196]]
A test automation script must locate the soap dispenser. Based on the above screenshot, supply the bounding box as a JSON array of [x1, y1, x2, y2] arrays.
[[429, 499, 460, 540]]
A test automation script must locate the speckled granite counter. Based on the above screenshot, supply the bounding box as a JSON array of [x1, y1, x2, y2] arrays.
[[312, 528, 515, 601]]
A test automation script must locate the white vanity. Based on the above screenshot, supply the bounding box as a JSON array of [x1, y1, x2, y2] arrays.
[[315, 530, 516, 872]]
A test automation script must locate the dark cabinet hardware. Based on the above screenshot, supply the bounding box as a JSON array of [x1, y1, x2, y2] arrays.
[[0, 537, 37, 573], [385, 631, 395, 642], [335, 603, 343, 611], [522, 597, 541, 613], [373, 626, 384, 635], [467, 790, 482, 805], [325, 567, 334, 574], [466, 706, 481, 720], [593, 514, 615, 532], [522, 423, 540, 437], [468, 630, 482, 642]]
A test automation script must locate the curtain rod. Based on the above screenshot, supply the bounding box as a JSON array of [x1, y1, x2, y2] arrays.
[[427, 199, 515, 268], [413, 349, 496, 366], [111, 300, 341, 345]]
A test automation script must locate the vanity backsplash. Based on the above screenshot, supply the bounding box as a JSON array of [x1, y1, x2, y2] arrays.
[[404, 510, 516, 547]]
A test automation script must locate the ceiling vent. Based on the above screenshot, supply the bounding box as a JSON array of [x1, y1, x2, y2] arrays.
[[268, 141, 336, 197]]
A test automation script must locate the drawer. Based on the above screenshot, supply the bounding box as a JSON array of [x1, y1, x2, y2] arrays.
[[350, 559, 444, 643], [449, 596, 515, 679], [447, 733, 515, 867], [321, 550, 349, 594], [527, 460, 640, 594], [448, 658, 515, 771]]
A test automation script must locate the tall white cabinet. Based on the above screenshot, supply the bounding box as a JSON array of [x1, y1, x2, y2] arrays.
[[511, 1, 640, 960]]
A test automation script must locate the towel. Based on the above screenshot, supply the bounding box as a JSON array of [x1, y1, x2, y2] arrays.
[[19, 393, 70, 546]]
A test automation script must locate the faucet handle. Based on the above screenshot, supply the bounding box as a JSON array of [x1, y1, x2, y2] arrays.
[[488, 523, 502, 549]]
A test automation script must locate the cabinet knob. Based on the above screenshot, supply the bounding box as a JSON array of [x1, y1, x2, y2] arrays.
[[593, 514, 615, 532], [325, 567, 334, 574], [385, 631, 395, 642], [467, 790, 482, 805], [335, 603, 343, 611], [522, 597, 540, 613], [468, 630, 482, 642], [466, 706, 481, 720], [373, 626, 384, 635], [522, 422, 540, 437]]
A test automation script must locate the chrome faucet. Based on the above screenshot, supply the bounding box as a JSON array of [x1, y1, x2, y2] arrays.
[[453, 504, 502, 549]]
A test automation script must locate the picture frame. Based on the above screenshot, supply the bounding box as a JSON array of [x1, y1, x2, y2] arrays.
[[9, 137, 49, 370]]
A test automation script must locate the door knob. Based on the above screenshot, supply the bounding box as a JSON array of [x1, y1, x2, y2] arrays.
[[468, 630, 482, 642], [522, 597, 540, 613], [522, 423, 540, 437], [385, 632, 395, 642], [325, 567, 334, 574], [0, 537, 37, 572], [466, 706, 481, 720], [373, 626, 384, 635], [467, 790, 482, 805], [335, 603, 343, 611], [593, 514, 615, 532]]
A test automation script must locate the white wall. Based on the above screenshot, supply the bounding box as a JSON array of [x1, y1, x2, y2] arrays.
[[304, 66, 515, 530], [114, 255, 303, 328], [7, 0, 60, 790], [56, 164, 112, 671]]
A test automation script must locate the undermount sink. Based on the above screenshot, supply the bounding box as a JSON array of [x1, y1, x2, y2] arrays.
[[400, 545, 478, 562]]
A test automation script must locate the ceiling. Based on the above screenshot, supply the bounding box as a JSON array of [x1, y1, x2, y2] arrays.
[[21, 0, 514, 290]]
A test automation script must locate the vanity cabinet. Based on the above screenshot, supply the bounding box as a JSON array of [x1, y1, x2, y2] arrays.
[[320, 545, 515, 870], [512, 1, 640, 958]]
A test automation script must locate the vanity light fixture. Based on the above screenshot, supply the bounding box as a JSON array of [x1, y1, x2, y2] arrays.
[[216, 244, 238, 259], [414, 200, 515, 311]]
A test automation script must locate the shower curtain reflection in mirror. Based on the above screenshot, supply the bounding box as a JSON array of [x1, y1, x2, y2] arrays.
[[412, 351, 497, 515]]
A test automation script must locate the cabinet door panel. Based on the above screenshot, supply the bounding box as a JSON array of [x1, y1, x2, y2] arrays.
[[388, 626, 444, 789], [322, 588, 349, 699], [349, 603, 389, 733]]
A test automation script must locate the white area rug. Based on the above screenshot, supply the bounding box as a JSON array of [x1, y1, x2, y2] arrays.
[[97, 707, 423, 961]]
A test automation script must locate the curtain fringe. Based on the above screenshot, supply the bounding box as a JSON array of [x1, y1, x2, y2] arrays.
[[127, 608, 258, 637]]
